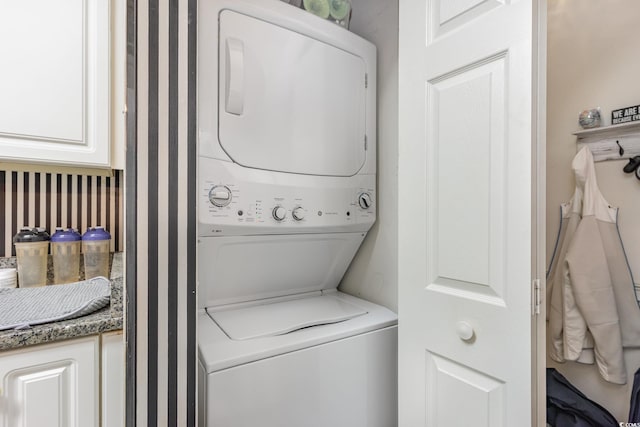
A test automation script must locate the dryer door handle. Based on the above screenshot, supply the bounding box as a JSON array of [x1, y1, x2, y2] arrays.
[[225, 38, 244, 115]]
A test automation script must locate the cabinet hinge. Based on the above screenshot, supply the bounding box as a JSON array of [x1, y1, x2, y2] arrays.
[[364, 135, 368, 150], [532, 279, 541, 316], [365, 73, 368, 88]]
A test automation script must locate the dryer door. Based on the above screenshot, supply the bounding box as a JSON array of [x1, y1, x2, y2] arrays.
[[218, 10, 367, 177]]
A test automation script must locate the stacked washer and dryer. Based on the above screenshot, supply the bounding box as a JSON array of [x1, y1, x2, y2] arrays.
[[197, 1, 398, 425]]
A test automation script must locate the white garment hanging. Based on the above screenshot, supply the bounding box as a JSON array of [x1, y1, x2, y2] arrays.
[[547, 147, 640, 384]]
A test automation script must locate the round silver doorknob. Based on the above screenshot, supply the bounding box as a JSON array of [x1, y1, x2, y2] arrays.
[[456, 321, 475, 341]]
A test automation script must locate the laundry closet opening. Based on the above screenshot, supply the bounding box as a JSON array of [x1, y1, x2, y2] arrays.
[[195, 1, 399, 426]]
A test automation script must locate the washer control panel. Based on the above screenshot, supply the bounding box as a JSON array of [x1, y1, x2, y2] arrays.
[[198, 158, 375, 236]]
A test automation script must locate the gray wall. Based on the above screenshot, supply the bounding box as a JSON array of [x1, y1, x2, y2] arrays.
[[339, 0, 399, 313]]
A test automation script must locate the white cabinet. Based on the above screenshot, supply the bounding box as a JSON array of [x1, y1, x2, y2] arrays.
[[101, 332, 124, 427], [0, 336, 99, 427], [0, 0, 125, 168]]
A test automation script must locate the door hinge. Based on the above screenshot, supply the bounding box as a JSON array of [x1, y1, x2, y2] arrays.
[[364, 135, 368, 150], [532, 279, 541, 315], [365, 73, 368, 88]]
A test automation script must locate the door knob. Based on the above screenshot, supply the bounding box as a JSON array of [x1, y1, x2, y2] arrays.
[[456, 321, 475, 341]]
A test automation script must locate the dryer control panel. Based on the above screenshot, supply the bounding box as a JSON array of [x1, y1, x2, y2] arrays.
[[198, 157, 375, 237]]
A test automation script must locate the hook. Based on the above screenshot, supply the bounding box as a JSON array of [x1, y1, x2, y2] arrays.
[[616, 140, 625, 156], [623, 155, 640, 173], [623, 155, 640, 181]]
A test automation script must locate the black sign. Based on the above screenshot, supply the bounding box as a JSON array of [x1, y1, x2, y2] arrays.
[[612, 104, 640, 125]]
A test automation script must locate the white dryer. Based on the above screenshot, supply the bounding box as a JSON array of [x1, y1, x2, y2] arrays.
[[197, 1, 398, 426]]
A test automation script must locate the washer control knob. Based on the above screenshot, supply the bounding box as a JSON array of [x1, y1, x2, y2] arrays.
[[358, 193, 373, 210], [209, 185, 232, 207], [272, 206, 287, 221], [292, 207, 305, 221]]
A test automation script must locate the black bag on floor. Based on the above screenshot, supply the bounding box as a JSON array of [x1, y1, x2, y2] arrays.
[[547, 368, 618, 426], [629, 367, 640, 422]]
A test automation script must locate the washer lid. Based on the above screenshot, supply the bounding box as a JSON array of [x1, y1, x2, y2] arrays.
[[218, 10, 367, 177], [208, 294, 367, 340]]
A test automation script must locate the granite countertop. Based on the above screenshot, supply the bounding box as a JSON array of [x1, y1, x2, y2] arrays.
[[0, 253, 124, 351]]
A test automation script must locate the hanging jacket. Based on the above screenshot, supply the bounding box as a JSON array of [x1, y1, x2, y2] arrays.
[[547, 147, 640, 384]]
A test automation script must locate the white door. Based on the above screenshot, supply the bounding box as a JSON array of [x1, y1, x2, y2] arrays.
[[398, 0, 545, 426], [217, 10, 368, 177]]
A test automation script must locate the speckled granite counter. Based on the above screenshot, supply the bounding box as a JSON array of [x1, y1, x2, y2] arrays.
[[0, 253, 123, 351]]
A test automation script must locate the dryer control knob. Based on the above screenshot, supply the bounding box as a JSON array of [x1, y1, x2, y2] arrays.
[[209, 185, 232, 207], [272, 206, 287, 221], [358, 193, 372, 210], [292, 207, 305, 221]]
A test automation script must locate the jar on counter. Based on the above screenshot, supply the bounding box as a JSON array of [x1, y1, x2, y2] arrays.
[[13, 227, 50, 287], [51, 228, 82, 284], [82, 227, 111, 279]]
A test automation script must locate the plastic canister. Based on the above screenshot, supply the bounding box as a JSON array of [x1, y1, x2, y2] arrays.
[[51, 228, 82, 284], [13, 227, 50, 287], [82, 227, 111, 279]]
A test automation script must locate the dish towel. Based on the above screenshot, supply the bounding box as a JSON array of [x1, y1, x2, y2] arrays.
[[0, 277, 111, 330]]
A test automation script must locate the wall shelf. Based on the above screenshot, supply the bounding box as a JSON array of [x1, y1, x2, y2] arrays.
[[574, 121, 640, 162]]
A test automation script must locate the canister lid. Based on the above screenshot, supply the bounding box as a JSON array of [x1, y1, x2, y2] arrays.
[[82, 227, 111, 241], [51, 228, 82, 242], [13, 227, 51, 243]]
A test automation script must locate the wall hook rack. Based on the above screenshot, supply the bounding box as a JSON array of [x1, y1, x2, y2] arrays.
[[574, 121, 640, 162]]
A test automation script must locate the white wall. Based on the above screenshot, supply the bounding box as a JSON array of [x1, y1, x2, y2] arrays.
[[547, 0, 640, 420], [338, 0, 399, 312]]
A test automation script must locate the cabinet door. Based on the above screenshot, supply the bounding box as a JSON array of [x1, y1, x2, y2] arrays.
[[0, 337, 99, 427], [0, 0, 111, 167], [101, 332, 124, 427]]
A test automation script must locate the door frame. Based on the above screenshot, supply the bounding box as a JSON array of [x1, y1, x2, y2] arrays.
[[124, 0, 138, 426], [533, 0, 547, 424]]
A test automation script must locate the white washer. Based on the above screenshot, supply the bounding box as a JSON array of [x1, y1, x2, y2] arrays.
[[197, 1, 398, 425]]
